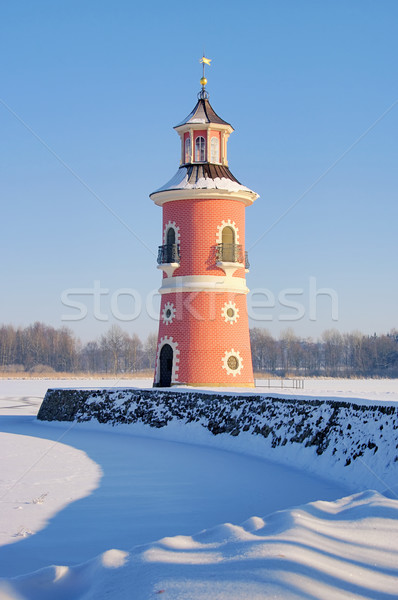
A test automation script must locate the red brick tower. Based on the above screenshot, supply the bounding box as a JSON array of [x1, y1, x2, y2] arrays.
[[150, 60, 258, 387]]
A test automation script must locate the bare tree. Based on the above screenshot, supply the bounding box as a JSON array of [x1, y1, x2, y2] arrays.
[[250, 328, 277, 373], [322, 329, 343, 376], [100, 325, 128, 374], [143, 333, 158, 370], [124, 333, 143, 372]]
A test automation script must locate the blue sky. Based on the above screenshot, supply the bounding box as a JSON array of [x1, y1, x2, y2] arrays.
[[1, 0, 397, 342]]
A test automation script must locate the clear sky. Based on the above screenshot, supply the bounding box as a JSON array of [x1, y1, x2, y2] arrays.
[[1, 0, 397, 343]]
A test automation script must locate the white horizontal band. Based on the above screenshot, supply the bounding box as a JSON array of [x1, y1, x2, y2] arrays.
[[159, 275, 249, 295], [150, 187, 258, 207]]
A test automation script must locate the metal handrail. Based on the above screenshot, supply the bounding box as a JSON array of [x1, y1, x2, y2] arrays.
[[216, 243, 246, 264], [157, 243, 180, 265]]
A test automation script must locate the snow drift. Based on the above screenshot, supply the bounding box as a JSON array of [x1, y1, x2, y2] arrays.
[[1, 490, 397, 600]]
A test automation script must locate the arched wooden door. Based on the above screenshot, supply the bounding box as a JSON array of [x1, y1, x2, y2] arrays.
[[159, 344, 173, 387]]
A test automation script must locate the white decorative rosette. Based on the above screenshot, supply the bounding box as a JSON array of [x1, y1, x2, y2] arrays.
[[221, 349, 243, 376], [221, 301, 239, 324], [161, 302, 176, 325]]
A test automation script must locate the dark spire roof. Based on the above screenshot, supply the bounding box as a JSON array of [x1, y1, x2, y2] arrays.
[[174, 98, 232, 129], [185, 163, 239, 183]]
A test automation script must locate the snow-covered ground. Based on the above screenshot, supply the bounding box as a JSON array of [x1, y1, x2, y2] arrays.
[[256, 377, 398, 405], [0, 378, 397, 599], [2, 375, 398, 410]]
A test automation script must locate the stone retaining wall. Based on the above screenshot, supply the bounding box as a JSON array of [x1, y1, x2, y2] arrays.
[[38, 388, 398, 491]]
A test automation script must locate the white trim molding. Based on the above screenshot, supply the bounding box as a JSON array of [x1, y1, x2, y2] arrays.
[[159, 275, 249, 295], [154, 336, 180, 385], [216, 219, 239, 244], [157, 263, 180, 278], [215, 261, 245, 277], [150, 187, 258, 207], [174, 123, 234, 141], [163, 221, 181, 245]]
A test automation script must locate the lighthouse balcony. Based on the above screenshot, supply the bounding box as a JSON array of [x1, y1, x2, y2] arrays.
[[215, 244, 250, 275], [157, 243, 181, 277]]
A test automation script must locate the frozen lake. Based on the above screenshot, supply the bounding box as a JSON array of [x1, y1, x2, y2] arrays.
[[0, 414, 346, 577], [0, 378, 397, 599]]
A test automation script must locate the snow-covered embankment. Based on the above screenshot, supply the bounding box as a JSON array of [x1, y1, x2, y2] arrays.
[[38, 388, 398, 492]]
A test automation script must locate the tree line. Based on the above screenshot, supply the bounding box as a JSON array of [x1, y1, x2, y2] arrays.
[[0, 323, 157, 374], [0, 322, 397, 377], [250, 327, 398, 378]]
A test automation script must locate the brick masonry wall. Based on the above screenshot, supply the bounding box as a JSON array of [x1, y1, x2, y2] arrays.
[[156, 196, 254, 385], [162, 197, 246, 278], [157, 292, 253, 385]]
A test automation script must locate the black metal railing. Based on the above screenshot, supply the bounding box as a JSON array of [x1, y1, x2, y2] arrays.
[[244, 251, 250, 270], [216, 243, 247, 264], [157, 243, 180, 265]]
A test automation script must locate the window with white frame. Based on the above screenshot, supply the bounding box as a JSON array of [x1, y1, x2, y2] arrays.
[[184, 137, 191, 163], [210, 136, 220, 163], [195, 136, 206, 162]]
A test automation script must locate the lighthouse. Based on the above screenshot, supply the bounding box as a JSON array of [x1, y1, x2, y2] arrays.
[[150, 58, 259, 387]]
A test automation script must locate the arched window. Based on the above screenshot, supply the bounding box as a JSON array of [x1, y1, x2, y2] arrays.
[[210, 137, 220, 163], [222, 226, 234, 246], [221, 226, 235, 261], [184, 137, 191, 163], [195, 136, 206, 162], [166, 227, 176, 263], [166, 227, 176, 246]]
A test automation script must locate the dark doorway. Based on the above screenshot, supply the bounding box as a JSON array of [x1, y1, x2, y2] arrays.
[[159, 344, 173, 387]]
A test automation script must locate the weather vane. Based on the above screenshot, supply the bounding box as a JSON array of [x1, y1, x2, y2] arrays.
[[199, 55, 211, 89]]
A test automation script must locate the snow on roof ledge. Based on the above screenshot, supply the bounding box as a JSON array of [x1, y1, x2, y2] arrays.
[[152, 167, 256, 195]]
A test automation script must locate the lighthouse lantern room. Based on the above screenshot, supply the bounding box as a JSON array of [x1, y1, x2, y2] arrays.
[[150, 58, 259, 387]]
